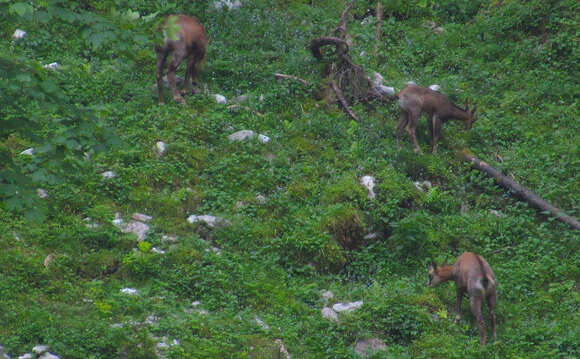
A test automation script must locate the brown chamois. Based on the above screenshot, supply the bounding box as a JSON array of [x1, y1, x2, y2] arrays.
[[155, 14, 208, 104], [396, 84, 477, 154], [428, 252, 497, 345]]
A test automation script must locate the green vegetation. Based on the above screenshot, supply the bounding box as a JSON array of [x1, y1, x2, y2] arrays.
[[1, 0, 578, 358]]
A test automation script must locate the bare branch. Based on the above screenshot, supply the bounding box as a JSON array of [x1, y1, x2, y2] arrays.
[[461, 150, 580, 230], [331, 79, 360, 123], [309, 37, 349, 59], [274, 73, 309, 86]]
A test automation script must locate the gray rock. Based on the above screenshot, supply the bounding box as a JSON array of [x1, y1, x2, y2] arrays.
[[429, 84, 441, 91], [20, 148, 34, 156], [332, 301, 363, 312], [228, 130, 255, 142], [120, 287, 138, 295], [354, 338, 386, 358], [154, 141, 166, 156], [119, 220, 150, 242], [19, 354, 34, 359], [360, 176, 376, 200], [32, 346, 49, 354], [321, 290, 334, 303], [214, 94, 227, 104], [101, 171, 115, 179], [42, 62, 60, 70], [37, 189, 49, 199], [254, 316, 270, 331], [187, 214, 230, 228], [39, 353, 60, 359], [0, 344, 10, 358], [131, 213, 152, 223], [12, 29, 26, 39], [321, 307, 339, 322]]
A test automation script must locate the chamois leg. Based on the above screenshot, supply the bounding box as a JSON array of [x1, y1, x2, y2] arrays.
[[487, 293, 497, 340], [182, 56, 194, 95], [167, 50, 187, 105], [155, 46, 169, 104], [405, 112, 422, 154], [431, 115, 441, 154], [396, 111, 409, 148], [470, 295, 486, 345], [454, 287, 465, 323]]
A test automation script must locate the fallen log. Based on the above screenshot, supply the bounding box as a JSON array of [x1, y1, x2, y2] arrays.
[[461, 150, 580, 230]]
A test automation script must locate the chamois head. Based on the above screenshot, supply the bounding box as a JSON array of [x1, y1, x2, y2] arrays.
[[427, 258, 449, 286], [464, 99, 478, 130]]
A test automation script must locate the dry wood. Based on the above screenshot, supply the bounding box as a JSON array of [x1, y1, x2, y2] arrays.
[[461, 150, 580, 230], [330, 79, 360, 123], [308, 37, 349, 60], [274, 73, 309, 86], [374, 1, 383, 58]]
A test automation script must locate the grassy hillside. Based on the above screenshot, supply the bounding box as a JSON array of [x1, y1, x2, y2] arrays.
[[1, 0, 578, 358]]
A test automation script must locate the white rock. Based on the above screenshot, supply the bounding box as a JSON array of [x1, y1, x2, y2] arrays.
[[374, 84, 395, 98], [259, 94, 265, 102], [120, 288, 138, 295], [274, 339, 291, 359], [364, 232, 379, 240], [32, 346, 49, 354], [321, 290, 334, 303], [258, 134, 271, 144], [360, 176, 376, 200], [0, 345, 10, 358], [254, 316, 270, 331], [154, 141, 166, 156], [489, 209, 505, 217], [429, 84, 441, 92], [83, 217, 99, 229], [255, 194, 266, 204], [39, 353, 60, 359], [132, 213, 152, 223], [360, 51, 367, 57], [162, 234, 178, 243], [407, 81, 417, 85], [321, 307, 339, 322], [332, 301, 363, 312], [12, 29, 26, 39], [42, 62, 60, 70], [214, 0, 242, 10], [19, 354, 34, 359], [151, 247, 166, 254], [112, 213, 123, 226], [37, 189, 49, 199], [214, 94, 227, 104], [414, 180, 433, 191], [101, 171, 115, 179], [119, 221, 150, 242], [228, 130, 255, 142], [354, 338, 387, 358], [20, 148, 34, 156], [187, 214, 230, 228], [156, 342, 169, 350], [191, 301, 201, 307]]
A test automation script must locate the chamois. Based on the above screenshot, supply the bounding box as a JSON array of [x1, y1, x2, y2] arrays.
[[396, 84, 477, 154], [155, 14, 208, 104], [428, 252, 497, 345]]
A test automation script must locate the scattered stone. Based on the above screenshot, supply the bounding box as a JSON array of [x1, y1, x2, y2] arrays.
[[363, 232, 379, 240], [254, 316, 270, 331], [13, 29, 26, 39], [354, 338, 386, 358], [151, 247, 166, 254], [39, 353, 60, 359], [32, 346, 49, 355], [187, 214, 230, 228], [374, 84, 395, 97], [119, 220, 150, 242], [255, 194, 266, 204], [274, 339, 291, 359], [489, 209, 505, 217], [20, 148, 34, 156], [42, 62, 60, 70], [332, 301, 363, 312], [43, 254, 54, 268], [162, 234, 178, 243], [214, 94, 227, 104], [83, 217, 99, 229], [214, 0, 242, 10], [37, 189, 49, 199], [192, 301, 201, 307], [258, 134, 271, 144], [19, 354, 34, 359], [154, 141, 166, 157], [0, 345, 9, 358], [228, 130, 255, 142], [433, 27, 444, 34], [132, 213, 152, 223], [230, 94, 249, 104], [360, 176, 376, 200], [413, 180, 432, 191], [429, 84, 441, 92], [101, 171, 115, 179], [205, 246, 221, 255], [120, 287, 138, 295], [144, 315, 160, 326], [259, 94, 265, 102], [359, 51, 367, 57], [321, 307, 339, 322], [112, 213, 123, 226], [321, 290, 334, 303], [407, 81, 417, 85]]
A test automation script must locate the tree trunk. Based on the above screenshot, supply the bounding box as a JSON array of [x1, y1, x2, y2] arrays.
[[461, 151, 580, 230]]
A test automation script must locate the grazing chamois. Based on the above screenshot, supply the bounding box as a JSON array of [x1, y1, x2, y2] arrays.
[[428, 252, 497, 345], [396, 84, 477, 154], [156, 14, 208, 104]]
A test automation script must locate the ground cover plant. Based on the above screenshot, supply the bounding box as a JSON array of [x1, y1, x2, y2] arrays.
[[1, 0, 579, 358]]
